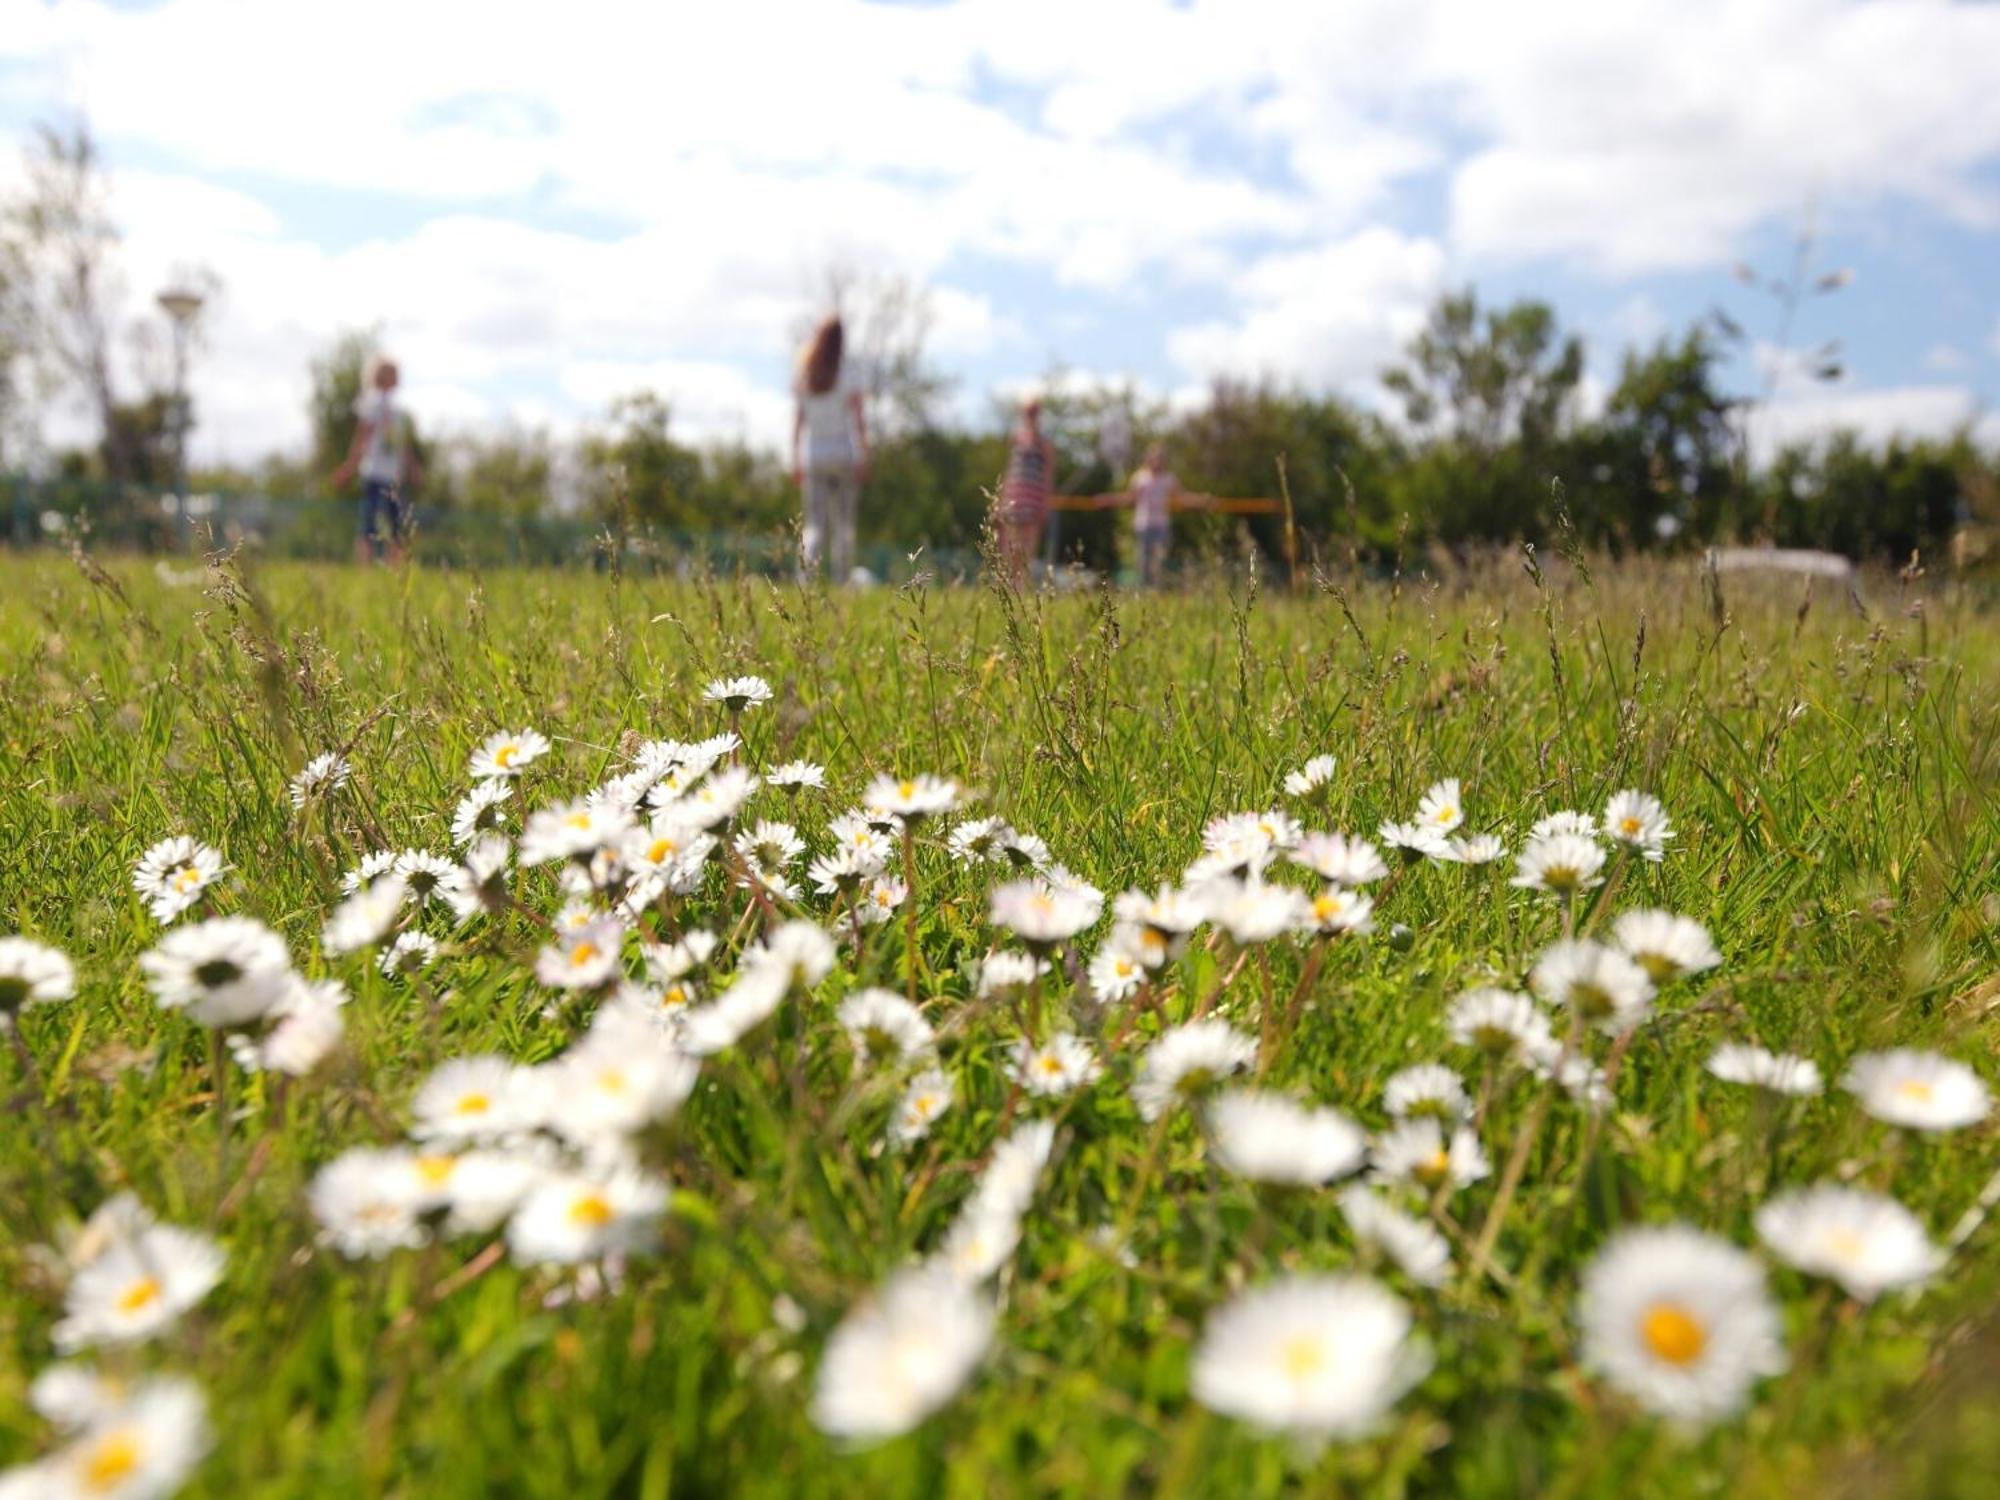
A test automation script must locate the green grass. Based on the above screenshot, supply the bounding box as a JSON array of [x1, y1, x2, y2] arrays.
[[2, 549, 1997, 1498]]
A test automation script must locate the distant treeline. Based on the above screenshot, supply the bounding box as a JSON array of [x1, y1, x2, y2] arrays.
[[59, 293, 2000, 573]]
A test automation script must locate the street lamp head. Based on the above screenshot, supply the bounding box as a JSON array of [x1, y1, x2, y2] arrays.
[[156, 287, 206, 325]]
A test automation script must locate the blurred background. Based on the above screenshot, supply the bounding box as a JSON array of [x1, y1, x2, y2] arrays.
[[1, 0, 1997, 574]]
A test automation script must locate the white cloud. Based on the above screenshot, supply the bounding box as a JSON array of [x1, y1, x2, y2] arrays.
[[1749, 383, 1991, 463], [1166, 228, 1447, 394]]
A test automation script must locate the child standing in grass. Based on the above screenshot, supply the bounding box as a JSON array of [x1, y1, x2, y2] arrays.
[[1116, 443, 1186, 588], [791, 316, 870, 583], [333, 356, 419, 566], [994, 397, 1054, 586]]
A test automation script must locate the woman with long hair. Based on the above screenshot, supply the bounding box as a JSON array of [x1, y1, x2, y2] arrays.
[[994, 396, 1054, 586], [790, 316, 870, 581]]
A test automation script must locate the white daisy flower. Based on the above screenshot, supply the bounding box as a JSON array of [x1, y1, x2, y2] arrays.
[[468, 727, 551, 780], [1087, 937, 1149, 1003], [838, 989, 935, 1065], [519, 799, 634, 868], [1377, 818, 1449, 861], [863, 772, 961, 821], [1383, 1063, 1469, 1122], [1370, 1119, 1490, 1193], [450, 779, 513, 846], [676, 963, 790, 1056], [1603, 789, 1673, 859], [533, 918, 626, 991], [1009, 1032, 1101, 1098], [308, 1148, 428, 1259], [766, 760, 826, 791], [287, 751, 351, 809], [1206, 877, 1311, 945], [1530, 939, 1656, 1035], [934, 1197, 1026, 1285], [32, 1375, 210, 1500], [28, 1363, 126, 1432], [703, 674, 772, 711], [974, 951, 1050, 1000], [756, 920, 837, 992], [1338, 1186, 1453, 1287], [809, 845, 886, 897], [1755, 1184, 1944, 1302], [1532, 1048, 1614, 1111], [990, 878, 1101, 950], [999, 828, 1052, 871], [439, 835, 513, 924], [138, 916, 293, 1028], [411, 1055, 540, 1144], [1132, 1020, 1257, 1122], [1578, 1224, 1786, 1424], [52, 1220, 224, 1353], [1190, 1274, 1430, 1442], [321, 874, 408, 956], [1289, 833, 1389, 887], [1303, 883, 1375, 936], [1282, 753, 1337, 801], [1705, 1043, 1822, 1096], [391, 850, 457, 907], [0, 935, 76, 1021], [1206, 1088, 1367, 1186], [420, 1148, 551, 1235], [338, 849, 399, 896], [854, 875, 908, 927], [811, 1266, 992, 1440], [131, 836, 226, 923], [377, 929, 439, 978], [540, 1012, 701, 1147], [505, 1167, 668, 1265], [227, 975, 346, 1077], [1843, 1049, 1990, 1131], [677, 765, 761, 829], [1510, 832, 1608, 895], [1612, 909, 1722, 983], [734, 819, 806, 874], [1440, 833, 1507, 866], [1416, 778, 1466, 835], [965, 1119, 1059, 1225], [1529, 809, 1599, 841], [890, 1068, 956, 1146], [1446, 986, 1555, 1061], [947, 816, 1012, 865], [644, 930, 718, 983]]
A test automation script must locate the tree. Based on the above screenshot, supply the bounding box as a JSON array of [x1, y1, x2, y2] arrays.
[[307, 327, 380, 479], [1381, 291, 1584, 455], [581, 391, 705, 528]]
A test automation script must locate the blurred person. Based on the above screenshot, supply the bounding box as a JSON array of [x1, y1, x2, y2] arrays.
[[1110, 442, 1188, 588], [790, 315, 870, 582], [994, 397, 1054, 586], [333, 356, 419, 565]]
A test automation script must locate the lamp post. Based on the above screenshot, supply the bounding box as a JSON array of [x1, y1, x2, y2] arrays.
[[156, 286, 204, 535]]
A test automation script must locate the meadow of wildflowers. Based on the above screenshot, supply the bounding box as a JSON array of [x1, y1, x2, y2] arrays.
[[1, 551, 1996, 1498]]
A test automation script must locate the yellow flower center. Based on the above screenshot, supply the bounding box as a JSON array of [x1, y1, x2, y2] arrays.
[[454, 1092, 492, 1115], [913, 1093, 939, 1116], [1640, 1302, 1708, 1366], [1313, 893, 1344, 922], [568, 1193, 614, 1227], [664, 985, 687, 1007], [1114, 959, 1134, 978], [1280, 1336, 1325, 1380], [1434, 806, 1457, 825], [570, 942, 600, 967], [415, 1154, 458, 1186], [1895, 1079, 1935, 1104], [1037, 1055, 1066, 1076], [117, 1275, 163, 1314], [172, 864, 204, 893], [495, 744, 518, 768], [1620, 815, 1643, 835], [1415, 1148, 1452, 1185], [596, 1068, 627, 1094], [898, 779, 916, 799], [80, 1430, 143, 1491], [646, 837, 675, 863], [565, 813, 592, 830], [1822, 1228, 1867, 1262]]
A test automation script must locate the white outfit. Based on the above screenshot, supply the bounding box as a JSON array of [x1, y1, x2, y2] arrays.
[[355, 390, 406, 484], [798, 373, 861, 472]]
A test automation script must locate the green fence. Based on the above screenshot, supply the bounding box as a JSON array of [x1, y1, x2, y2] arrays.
[[4, 475, 984, 582]]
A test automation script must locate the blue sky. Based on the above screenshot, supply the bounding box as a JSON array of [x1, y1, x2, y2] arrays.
[[3, 0, 1997, 467]]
